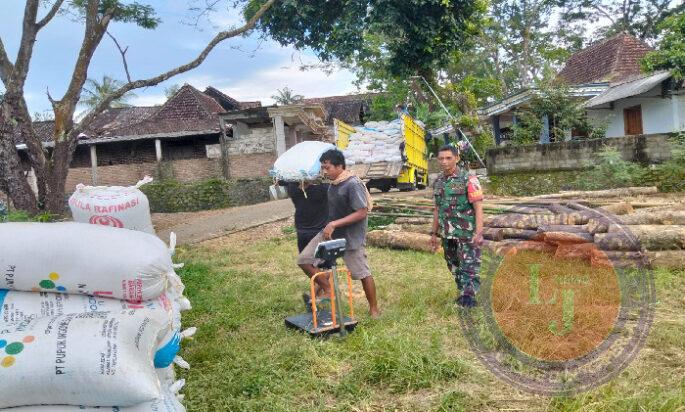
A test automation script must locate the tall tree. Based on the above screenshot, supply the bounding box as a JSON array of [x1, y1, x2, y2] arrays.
[[80, 75, 135, 110], [561, 0, 685, 43], [247, 0, 486, 81], [0, 0, 276, 214], [271, 87, 304, 105], [642, 12, 685, 80]]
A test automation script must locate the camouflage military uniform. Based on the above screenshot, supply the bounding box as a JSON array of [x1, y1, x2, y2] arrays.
[[433, 168, 483, 297]]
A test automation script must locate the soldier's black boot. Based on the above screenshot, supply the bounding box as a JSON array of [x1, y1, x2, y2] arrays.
[[456, 294, 477, 308]]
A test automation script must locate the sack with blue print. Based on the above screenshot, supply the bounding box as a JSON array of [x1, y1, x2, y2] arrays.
[[0, 289, 194, 369]]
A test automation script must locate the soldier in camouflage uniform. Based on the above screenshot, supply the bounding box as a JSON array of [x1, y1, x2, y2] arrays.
[[430, 144, 484, 308]]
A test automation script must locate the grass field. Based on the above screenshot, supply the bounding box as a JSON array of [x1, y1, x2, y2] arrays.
[[175, 224, 685, 411]]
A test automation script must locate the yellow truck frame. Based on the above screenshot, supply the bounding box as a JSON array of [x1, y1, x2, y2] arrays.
[[334, 114, 429, 192]]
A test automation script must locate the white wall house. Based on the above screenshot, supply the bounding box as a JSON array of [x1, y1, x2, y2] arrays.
[[585, 71, 685, 137]]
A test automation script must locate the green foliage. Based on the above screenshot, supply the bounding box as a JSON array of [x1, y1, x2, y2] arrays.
[[271, 87, 304, 105], [462, 132, 496, 163], [69, 0, 161, 29], [80, 76, 136, 110], [487, 143, 685, 196], [586, 146, 646, 190], [164, 84, 181, 99], [175, 226, 685, 410], [511, 83, 606, 145], [561, 0, 684, 43], [642, 12, 685, 80], [641, 134, 685, 192], [247, 0, 486, 79], [367, 215, 396, 231], [1, 210, 58, 223], [141, 178, 272, 213]]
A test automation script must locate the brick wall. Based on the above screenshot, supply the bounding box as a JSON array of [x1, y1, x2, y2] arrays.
[[486, 134, 675, 175], [228, 151, 277, 178]]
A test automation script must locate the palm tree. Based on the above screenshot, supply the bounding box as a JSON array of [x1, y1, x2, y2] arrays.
[[271, 87, 304, 105], [80, 75, 136, 110]]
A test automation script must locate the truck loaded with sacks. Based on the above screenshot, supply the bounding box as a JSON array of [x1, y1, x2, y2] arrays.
[[334, 113, 429, 192]]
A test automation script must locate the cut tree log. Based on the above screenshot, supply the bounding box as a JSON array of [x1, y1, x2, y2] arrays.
[[619, 211, 685, 225], [367, 230, 438, 253], [396, 217, 433, 225], [500, 228, 543, 240], [543, 231, 594, 244], [483, 228, 504, 241], [370, 212, 432, 218], [597, 202, 634, 215], [486, 213, 588, 229], [591, 249, 648, 269], [482, 240, 517, 255], [647, 251, 685, 269], [509, 240, 557, 254], [586, 218, 611, 234], [594, 233, 641, 251], [556, 243, 596, 261], [537, 225, 591, 234], [607, 224, 685, 250], [534, 186, 658, 199]]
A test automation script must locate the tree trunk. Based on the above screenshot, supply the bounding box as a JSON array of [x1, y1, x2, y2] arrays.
[[0, 112, 38, 213], [44, 139, 75, 214], [367, 230, 439, 253], [620, 211, 685, 225], [647, 251, 685, 269], [607, 224, 685, 250]]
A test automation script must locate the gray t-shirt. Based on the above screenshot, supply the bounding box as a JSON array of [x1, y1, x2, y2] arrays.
[[328, 176, 368, 250]]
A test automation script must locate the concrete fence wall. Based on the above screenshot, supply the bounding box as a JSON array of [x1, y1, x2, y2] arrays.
[[485, 134, 675, 175]]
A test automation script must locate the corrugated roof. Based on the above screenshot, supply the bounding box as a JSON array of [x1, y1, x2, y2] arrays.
[[558, 33, 652, 85], [584, 71, 671, 108]]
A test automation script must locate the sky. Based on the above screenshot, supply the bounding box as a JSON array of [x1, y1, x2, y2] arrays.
[[1, 1, 362, 116]]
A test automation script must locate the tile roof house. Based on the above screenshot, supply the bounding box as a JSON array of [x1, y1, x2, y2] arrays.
[[558, 33, 653, 85], [13, 86, 377, 192], [13, 84, 268, 191], [478, 33, 676, 144]]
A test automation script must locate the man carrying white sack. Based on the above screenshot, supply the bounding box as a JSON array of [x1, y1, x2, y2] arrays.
[[277, 178, 332, 307], [297, 149, 380, 318]]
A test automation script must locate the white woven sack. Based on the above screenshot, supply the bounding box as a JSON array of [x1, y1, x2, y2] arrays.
[[6, 368, 186, 411], [0, 289, 193, 369], [69, 176, 155, 234], [0, 223, 179, 302], [0, 311, 168, 408], [270, 141, 335, 181]]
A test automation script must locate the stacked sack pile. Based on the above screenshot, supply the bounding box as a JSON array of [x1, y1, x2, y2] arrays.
[[342, 120, 404, 165], [0, 178, 194, 411]]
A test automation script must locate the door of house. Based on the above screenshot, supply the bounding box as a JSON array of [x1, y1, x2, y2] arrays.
[[623, 105, 643, 135]]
